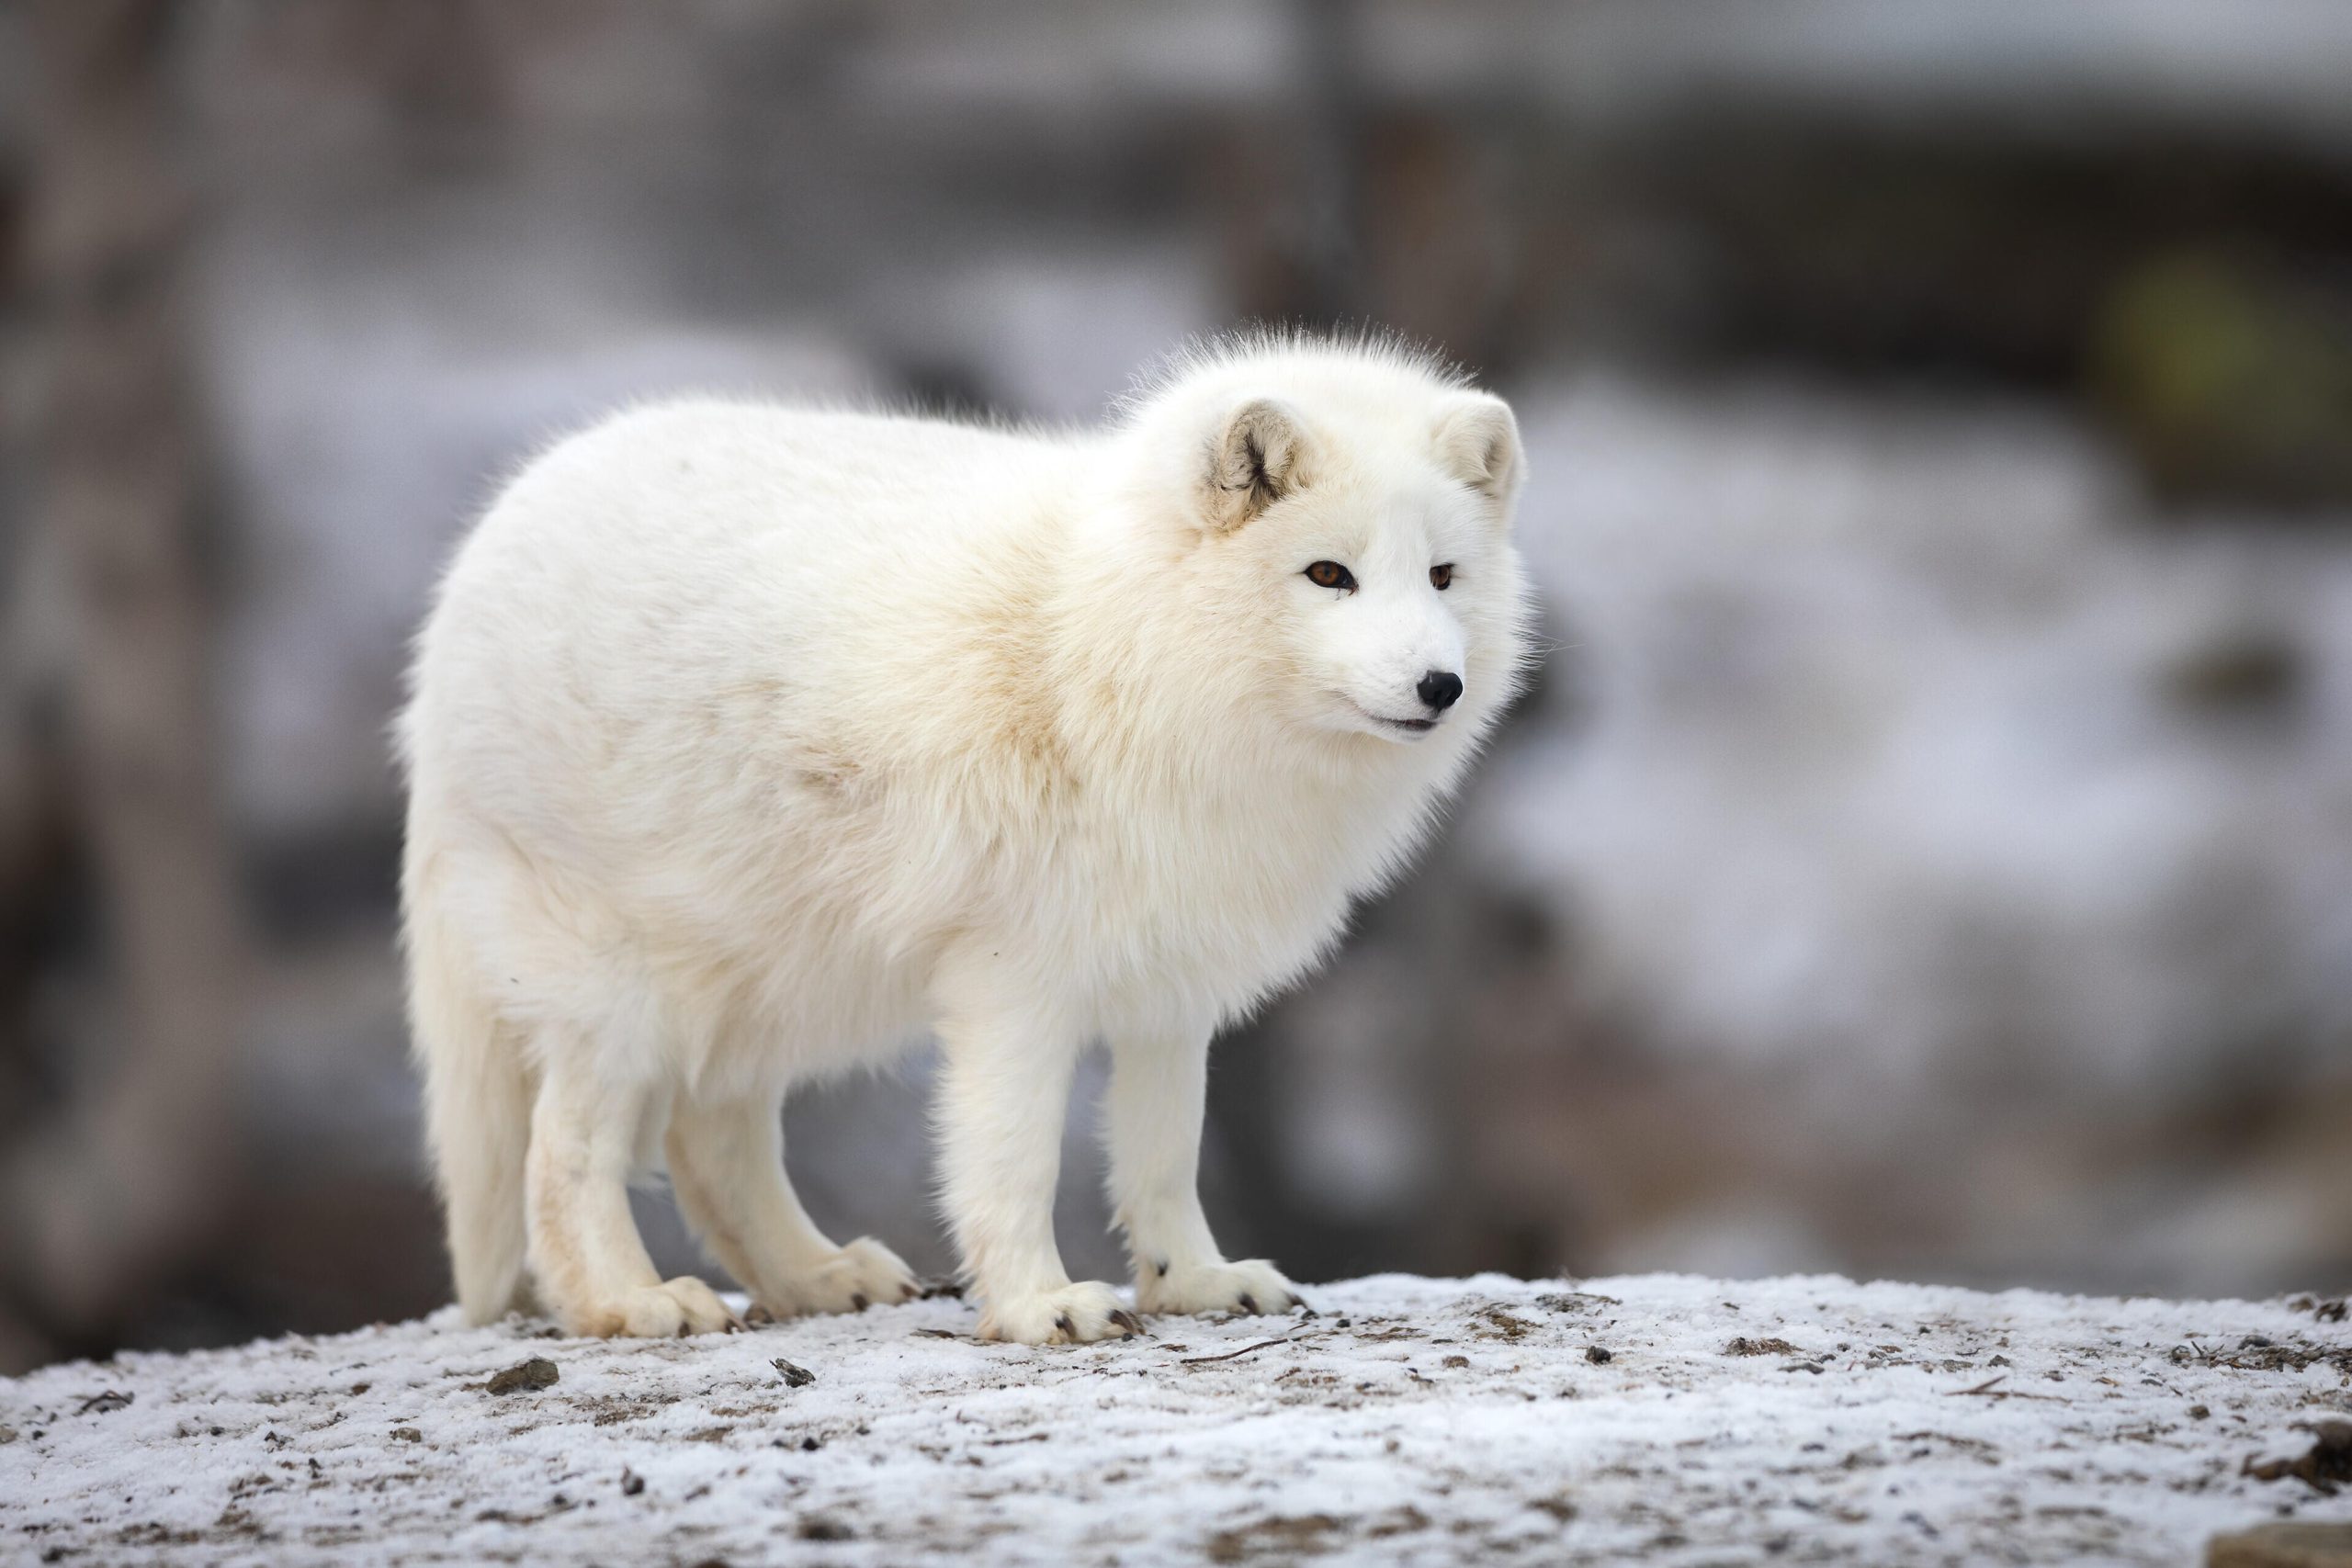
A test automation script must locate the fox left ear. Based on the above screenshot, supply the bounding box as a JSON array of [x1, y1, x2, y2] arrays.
[[1205, 397, 1311, 532], [1432, 392, 1524, 513]]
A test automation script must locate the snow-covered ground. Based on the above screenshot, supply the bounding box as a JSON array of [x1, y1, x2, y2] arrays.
[[6, 1274, 2346, 1565]]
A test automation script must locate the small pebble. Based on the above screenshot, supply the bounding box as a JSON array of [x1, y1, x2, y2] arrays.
[[485, 1358, 559, 1396]]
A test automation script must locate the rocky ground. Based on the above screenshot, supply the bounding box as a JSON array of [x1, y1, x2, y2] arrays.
[[4, 1273, 2348, 1565]]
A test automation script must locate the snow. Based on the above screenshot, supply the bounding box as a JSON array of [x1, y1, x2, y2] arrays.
[[6, 1274, 2346, 1565]]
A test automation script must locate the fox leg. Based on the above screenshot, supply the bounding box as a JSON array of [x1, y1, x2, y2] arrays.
[[664, 1089, 916, 1318], [525, 1044, 736, 1337], [1107, 1028, 1302, 1318]]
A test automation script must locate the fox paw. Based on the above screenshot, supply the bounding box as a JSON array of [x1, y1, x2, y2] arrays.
[[977, 1280, 1146, 1345], [758, 1236, 920, 1318], [1137, 1258, 1304, 1318], [573, 1276, 741, 1337]]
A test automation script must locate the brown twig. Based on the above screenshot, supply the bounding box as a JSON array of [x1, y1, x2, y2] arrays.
[[1945, 1373, 2066, 1404], [1180, 1337, 1295, 1367]]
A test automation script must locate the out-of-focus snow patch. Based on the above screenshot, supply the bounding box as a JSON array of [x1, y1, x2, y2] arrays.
[[6, 1273, 2343, 1564], [1482, 375, 2352, 1096], [201, 235, 878, 836]]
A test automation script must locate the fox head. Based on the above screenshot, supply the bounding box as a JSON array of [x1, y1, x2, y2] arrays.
[[1116, 340, 1532, 758]]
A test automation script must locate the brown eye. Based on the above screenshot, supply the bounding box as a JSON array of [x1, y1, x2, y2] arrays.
[[1430, 563, 1454, 590], [1305, 560, 1357, 592]]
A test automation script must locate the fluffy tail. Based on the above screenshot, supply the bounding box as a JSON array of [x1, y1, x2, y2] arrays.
[[404, 854, 533, 1325]]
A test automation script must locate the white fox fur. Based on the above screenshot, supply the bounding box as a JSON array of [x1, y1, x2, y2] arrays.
[[398, 333, 1532, 1344]]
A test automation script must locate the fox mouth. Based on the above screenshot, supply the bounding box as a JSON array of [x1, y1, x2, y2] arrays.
[[1351, 703, 1439, 737]]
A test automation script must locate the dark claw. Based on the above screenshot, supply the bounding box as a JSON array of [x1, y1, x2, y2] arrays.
[[1155, 1259, 1170, 1278], [899, 1282, 918, 1302], [851, 1293, 868, 1312], [1291, 1296, 1318, 1318], [743, 1303, 777, 1327], [1238, 1293, 1259, 1315], [1109, 1309, 1144, 1337], [1054, 1313, 1075, 1337]]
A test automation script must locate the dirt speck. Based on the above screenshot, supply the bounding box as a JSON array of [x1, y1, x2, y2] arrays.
[[1725, 1337, 1802, 1357], [2242, 1422, 2352, 1495], [1586, 1346, 1614, 1364], [1474, 1305, 1537, 1341], [772, 1358, 816, 1388], [484, 1358, 559, 1396], [2174, 1337, 2350, 1375], [578, 1393, 677, 1427], [797, 1517, 853, 1541], [1206, 1513, 1345, 1562], [1535, 1291, 1621, 1313], [1366, 1506, 1430, 1538]]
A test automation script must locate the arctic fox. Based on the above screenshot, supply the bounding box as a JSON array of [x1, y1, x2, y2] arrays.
[[399, 334, 1532, 1344]]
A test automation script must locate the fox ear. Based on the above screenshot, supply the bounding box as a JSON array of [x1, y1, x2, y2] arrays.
[[1433, 392, 1523, 511], [1205, 397, 1310, 531]]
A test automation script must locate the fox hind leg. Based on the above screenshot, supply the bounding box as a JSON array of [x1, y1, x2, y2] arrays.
[[664, 1089, 917, 1319], [526, 1045, 737, 1337]]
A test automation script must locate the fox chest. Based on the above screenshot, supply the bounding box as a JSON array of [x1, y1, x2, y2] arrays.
[[1027, 812, 1367, 1021]]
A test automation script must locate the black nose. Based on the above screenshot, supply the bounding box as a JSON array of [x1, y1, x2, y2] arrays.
[[1417, 670, 1464, 712]]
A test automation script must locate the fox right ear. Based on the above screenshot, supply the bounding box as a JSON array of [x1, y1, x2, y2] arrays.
[[1204, 397, 1310, 532], [1432, 391, 1524, 510]]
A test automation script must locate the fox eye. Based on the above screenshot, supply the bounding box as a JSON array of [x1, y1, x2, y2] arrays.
[[1430, 563, 1454, 590], [1304, 560, 1356, 592]]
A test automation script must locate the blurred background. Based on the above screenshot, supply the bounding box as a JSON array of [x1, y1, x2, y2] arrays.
[[4, 0, 2350, 1371]]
